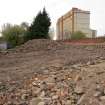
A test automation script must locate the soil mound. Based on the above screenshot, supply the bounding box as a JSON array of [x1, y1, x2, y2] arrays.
[[11, 39, 66, 53]]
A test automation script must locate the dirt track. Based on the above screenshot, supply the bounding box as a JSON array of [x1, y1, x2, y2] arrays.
[[1, 39, 105, 104]]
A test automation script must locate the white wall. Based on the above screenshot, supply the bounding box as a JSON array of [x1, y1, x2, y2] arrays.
[[0, 42, 7, 50]]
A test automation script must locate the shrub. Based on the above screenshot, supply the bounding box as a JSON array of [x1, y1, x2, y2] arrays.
[[71, 31, 86, 40]]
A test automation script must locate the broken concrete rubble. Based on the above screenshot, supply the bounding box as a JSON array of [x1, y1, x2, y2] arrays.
[[0, 39, 105, 104]]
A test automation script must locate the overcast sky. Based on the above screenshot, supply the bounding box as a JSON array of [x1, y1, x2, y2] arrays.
[[0, 0, 105, 36]]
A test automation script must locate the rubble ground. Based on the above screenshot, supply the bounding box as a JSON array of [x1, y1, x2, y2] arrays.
[[0, 39, 105, 104]]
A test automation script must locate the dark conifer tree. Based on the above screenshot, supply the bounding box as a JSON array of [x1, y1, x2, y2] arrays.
[[26, 8, 51, 40]]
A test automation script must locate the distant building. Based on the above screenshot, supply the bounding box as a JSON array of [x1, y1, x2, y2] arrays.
[[56, 8, 97, 40], [49, 27, 55, 40]]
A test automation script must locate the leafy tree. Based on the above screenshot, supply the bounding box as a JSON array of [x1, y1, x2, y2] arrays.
[[26, 8, 51, 40], [2, 24, 26, 47], [71, 31, 86, 40]]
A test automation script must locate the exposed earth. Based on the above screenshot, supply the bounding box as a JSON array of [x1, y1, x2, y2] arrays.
[[0, 39, 105, 104]]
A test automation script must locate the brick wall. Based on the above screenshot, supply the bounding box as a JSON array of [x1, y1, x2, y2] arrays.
[[64, 37, 105, 44]]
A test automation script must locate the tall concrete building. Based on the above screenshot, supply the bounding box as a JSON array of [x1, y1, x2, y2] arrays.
[[56, 8, 97, 40]]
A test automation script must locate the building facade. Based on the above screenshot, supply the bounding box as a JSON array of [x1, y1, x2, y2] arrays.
[[56, 8, 97, 40]]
